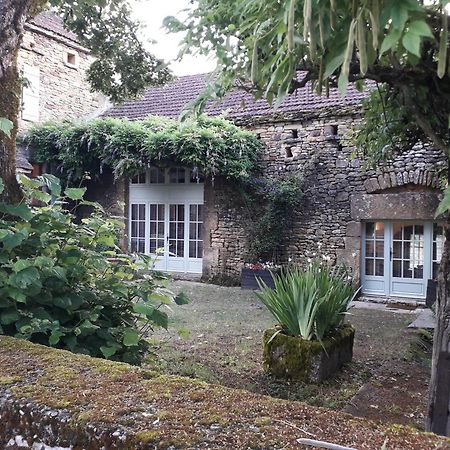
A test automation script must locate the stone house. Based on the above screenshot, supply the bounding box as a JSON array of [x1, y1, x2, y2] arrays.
[[103, 73, 446, 303], [100, 74, 446, 301], [17, 11, 107, 174]]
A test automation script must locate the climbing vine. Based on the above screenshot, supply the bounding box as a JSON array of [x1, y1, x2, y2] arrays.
[[25, 115, 262, 184]]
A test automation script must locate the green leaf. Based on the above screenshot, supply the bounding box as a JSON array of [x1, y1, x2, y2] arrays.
[[2, 232, 26, 251], [9, 267, 40, 289], [0, 203, 33, 221], [174, 291, 189, 305], [0, 118, 13, 138], [408, 20, 434, 38], [380, 29, 402, 55], [151, 309, 168, 329], [49, 329, 64, 346], [40, 174, 61, 197], [123, 328, 140, 347], [65, 187, 87, 201], [402, 31, 421, 57], [391, 6, 408, 31], [5, 287, 27, 304], [0, 309, 20, 325], [133, 302, 155, 317], [435, 186, 450, 217], [100, 344, 119, 358]]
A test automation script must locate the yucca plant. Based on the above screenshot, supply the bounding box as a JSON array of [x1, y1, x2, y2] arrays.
[[256, 263, 358, 341]]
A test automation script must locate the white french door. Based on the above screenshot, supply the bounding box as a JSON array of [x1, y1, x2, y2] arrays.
[[129, 167, 204, 274], [362, 221, 444, 299]]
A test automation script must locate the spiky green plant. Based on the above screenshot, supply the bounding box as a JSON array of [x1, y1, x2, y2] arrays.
[[256, 263, 357, 341]]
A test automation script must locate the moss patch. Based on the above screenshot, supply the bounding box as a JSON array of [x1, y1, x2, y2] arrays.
[[0, 335, 448, 450]]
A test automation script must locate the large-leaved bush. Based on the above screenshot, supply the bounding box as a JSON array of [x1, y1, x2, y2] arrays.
[[0, 175, 187, 365]]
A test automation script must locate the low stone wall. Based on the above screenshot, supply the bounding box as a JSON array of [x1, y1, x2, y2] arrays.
[[0, 336, 449, 449]]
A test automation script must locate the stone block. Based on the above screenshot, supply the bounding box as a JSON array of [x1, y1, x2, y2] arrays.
[[346, 221, 361, 237]]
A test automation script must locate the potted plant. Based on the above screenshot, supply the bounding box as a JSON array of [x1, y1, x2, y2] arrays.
[[256, 263, 358, 383]]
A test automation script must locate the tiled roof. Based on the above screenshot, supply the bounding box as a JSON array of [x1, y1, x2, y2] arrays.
[[28, 11, 79, 43], [107, 73, 367, 121]]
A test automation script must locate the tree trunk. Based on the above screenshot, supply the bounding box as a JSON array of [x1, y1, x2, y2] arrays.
[[0, 0, 46, 202], [427, 200, 450, 435]]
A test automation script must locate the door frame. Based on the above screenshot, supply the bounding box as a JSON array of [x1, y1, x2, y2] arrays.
[[361, 220, 432, 299]]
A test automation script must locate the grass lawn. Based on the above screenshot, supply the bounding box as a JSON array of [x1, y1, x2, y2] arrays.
[[145, 280, 432, 430]]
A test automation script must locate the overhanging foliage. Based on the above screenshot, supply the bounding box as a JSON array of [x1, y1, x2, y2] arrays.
[[26, 115, 262, 183]]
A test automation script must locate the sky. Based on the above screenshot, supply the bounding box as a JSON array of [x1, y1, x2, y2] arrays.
[[131, 0, 217, 76]]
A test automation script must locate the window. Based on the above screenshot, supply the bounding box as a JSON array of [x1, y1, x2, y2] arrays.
[[168, 204, 185, 257], [169, 167, 185, 183], [130, 204, 146, 252], [63, 50, 79, 69], [131, 173, 146, 184], [364, 222, 384, 276], [433, 224, 445, 279], [149, 204, 165, 254], [392, 223, 424, 279], [189, 205, 203, 258], [21, 65, 40, 122], [149, 167, 165, 184]]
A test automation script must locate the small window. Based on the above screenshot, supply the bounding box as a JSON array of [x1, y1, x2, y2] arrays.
[[149, 167, 165, 184], [169, 167, 186, 184], [285, 146, 293, 158], [63, 50, 79, 69], [131, 173, 146, 184]]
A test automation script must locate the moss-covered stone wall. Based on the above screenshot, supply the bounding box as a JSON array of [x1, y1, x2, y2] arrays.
[[0, 336, 448, 449]]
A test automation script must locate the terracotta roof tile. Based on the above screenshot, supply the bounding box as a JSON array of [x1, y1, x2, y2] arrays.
[[107, 73, 368, 121], [28, 11, 79, 43]]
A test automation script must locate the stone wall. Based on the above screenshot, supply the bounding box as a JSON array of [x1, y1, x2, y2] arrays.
[[17, 24, 107, 132], [204, 108, 445, 280]]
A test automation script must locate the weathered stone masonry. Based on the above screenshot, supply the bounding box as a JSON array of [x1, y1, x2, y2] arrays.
[[203, 107, 446, 281]]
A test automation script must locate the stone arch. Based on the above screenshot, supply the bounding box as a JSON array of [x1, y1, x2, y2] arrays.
[[363, 168, 440, 194]]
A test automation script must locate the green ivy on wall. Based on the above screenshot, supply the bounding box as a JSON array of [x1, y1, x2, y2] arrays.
[[25, 115, 263, 184]]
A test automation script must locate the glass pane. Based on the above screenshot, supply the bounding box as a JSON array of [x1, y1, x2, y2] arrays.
[[375, 241, 384, 258], [434, 224, 444, 241], [131, 204, 138, 220], [393, 241, 402, 259], [414, 264, 423, 279], [150, 222, 156, 237], [190, 205, 197, 221], [131, 239, 137, 252], [177, 244, 184, 257], [158, 204, 164, 217], [197, 241, 203, 257], [189, 241, 196, 258], [150, 204, 156, 220], [393, 260, 401, 277], [365, 259, 374, 276], [139, 204, 145, 218], [189, 223, 196, 239], [138, 240, 145, 253], [170, 205, 176, 221], [157, 223, 164, 238], [393, 223, 403, 240], [138, 222, 145, 237], [403, 242, 411, 260], [365, 241, 374, 257], [198, 205, 203, 221], [402, 262, 413, 278], [178, 205, 185, 218], [150, 241, 156, 253], [198, 224, 203, 240], [375, 259, 384, 276], [413, 225, 424, 241], [131, 222, 137, 237], [403, 225, 413, 241], [365, 222, 374, 238], [177, 223, 184, 238], [374, 222, 384, 238]]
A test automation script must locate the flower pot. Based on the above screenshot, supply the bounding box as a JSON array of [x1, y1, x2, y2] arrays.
[[240, 267, 278, 290], [263, 324, 355, 383]]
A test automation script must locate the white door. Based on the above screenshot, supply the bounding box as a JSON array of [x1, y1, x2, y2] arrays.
[[362, 221, 444, 299], [129, 167, 204, 274]]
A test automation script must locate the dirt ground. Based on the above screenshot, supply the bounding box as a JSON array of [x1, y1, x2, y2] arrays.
[[145, 280, 432, 431]]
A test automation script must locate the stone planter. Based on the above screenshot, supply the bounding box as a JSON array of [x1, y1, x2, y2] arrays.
[[240, 268, 278, 290], [263, 324, 355, 383]]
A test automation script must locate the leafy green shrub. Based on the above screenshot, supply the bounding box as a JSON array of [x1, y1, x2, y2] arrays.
[[256, 263, 357, 341], [0, 175, 187, 365]]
